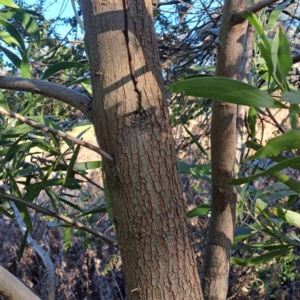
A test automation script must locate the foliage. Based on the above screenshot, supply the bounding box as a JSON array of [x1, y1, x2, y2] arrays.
[[175, 7, 300, 276], [0, 0, 300, 298]]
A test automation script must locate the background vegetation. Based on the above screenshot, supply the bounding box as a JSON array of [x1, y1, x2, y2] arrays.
[[0, 0, 300, 299]]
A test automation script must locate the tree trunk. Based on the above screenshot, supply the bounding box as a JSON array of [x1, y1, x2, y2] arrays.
[[201, 1, 248, 299], [80, 0, 203, 299]]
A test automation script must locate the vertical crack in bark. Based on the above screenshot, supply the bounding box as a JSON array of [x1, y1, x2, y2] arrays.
[[122, 0, 144, 114]]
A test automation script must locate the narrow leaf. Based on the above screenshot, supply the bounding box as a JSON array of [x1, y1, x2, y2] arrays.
[[0, 0, 19, 8], [0, 18, 25, 52], [267, 1, 291, 30], [231, 248, 291, 266], [169, 77, 286, 109], [242, 11, 271, 51], [18, 228, 28, 260], [270, 207, 300, 228], [42, 62, 89, 80], [0, 45, 21, 67], [186, 204, 211, 218], [12, 8, 41, 46], [0, 92, 9, 110], [73, 160, 102, 170], [183, 125, 209, 157], [247, 130, 300, 160], [230, 157, 300, 185], [64, 144, 80, 185], [78, 206, 107, 217]]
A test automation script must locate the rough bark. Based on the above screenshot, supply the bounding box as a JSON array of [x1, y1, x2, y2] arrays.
[[201, 1, 248, 299], [80, 0, 203, 299], [0, 266, 41, 300]]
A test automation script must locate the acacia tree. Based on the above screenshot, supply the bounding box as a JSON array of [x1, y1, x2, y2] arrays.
[[0, 0, 296, 299]]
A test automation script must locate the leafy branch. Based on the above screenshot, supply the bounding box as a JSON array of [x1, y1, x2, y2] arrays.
[[0, 192, 118, 246], [0, 106, 114, 162]]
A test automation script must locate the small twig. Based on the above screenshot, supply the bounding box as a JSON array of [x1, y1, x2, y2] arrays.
[[265, 107, 285, 134], [0, 107, 114, 162], [0, 192, 118, 246], [122, 0, 143, 113], [227, 267, 254, 300]]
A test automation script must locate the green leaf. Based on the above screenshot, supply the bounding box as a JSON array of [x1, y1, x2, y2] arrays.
[[73, 160, 102, 170], [276, 28, 292, 84], [0, 141, 39, 157], [78, 206, 107, 217], [81, 82, 92, 94], [178, 161, 211, 182], [27, 178, 82, 190], [258, 42, 274, 82], [59, 198, 84, 213], [183, 125, 209, 157], [0, 18, 25, 52], [42, 62, 89, 80], [68, 77, 91, 85], [11, 8, 41, 47], [247, 130, 300, 160], [21, 47, 30, 78], [0, 92, 9, 110], [2, 123, 36, 137], [248, 107, 257, 137], [18, 228, 28, 260], [186, 204, 211, 218], [64, 144, 80, 185], [271, 29, 292, 88], [190, 65, 215, 72], [169, 77, 286, 108], [270, 207, 300, 229], [230, 157, 300, 185], [233, 227, 256, 244], [262, 190, 297, 203], [103, 177, 113, 226], [282, 90, 300, 105], [231, 248, 292, 266], [254, 198, 268, 217], [21, 47, 32, 101], [272, 172, 300, 194], [267, 1, 291, 30], [246, 140, 300, 171], [0, 0, 19, 8], [233, 243, 291, 252], [0, 204, 13, 218], [0, 45, 21, 68], [242, 11, 271, 51], [20, 95, 44, 115]]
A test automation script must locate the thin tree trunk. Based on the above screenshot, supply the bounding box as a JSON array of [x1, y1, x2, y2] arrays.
[[201, 1, 248, 299], [80, 1, 203, 299]]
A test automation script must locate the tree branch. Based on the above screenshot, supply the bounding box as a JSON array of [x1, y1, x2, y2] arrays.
[[0, 265, 41, 300], [231, 0, 279, 25], [293, 54, 300, 64], [0, 192, 118, 246], [0, 76, 90, 115], [283, 9, 300, 22], [0, 107, 114, 162]]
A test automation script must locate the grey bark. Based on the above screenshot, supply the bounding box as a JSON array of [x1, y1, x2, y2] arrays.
[[201, 1, 249, 299]]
